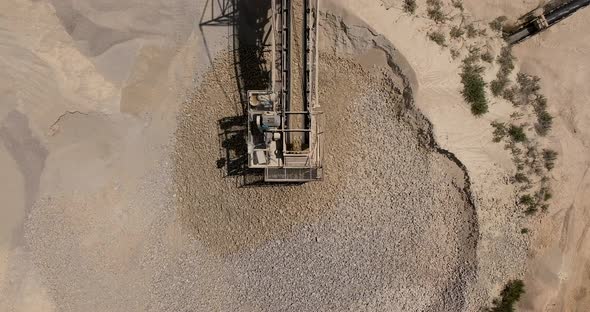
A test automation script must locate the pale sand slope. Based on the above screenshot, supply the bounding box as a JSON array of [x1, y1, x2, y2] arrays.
[[331, 0, 529, 309], [463, 1, 590, 311], [0, 0, 226, 311]]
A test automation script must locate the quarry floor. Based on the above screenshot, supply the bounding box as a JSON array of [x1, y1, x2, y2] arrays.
[[1, 0, 589, 311]]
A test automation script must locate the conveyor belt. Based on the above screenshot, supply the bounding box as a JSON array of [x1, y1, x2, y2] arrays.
[[507, 0, 590, 44]]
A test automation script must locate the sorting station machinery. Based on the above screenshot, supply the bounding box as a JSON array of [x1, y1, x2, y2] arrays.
[[246, 0, 323, 182]]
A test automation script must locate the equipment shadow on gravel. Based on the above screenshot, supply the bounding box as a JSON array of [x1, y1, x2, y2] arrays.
[[201, 0, 285, 186]]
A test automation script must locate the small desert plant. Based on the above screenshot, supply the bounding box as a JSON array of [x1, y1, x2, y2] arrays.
[[481, 51, 494, 63], [502, 86, 518, 103], [489, 16, 508, 32], [508, 125, 526, 142], [491, 47, 515, 96], [535, 110, 553, 136], [465, 23, 478, 38], [521, 228, 529, 234], [524, 206, 538, 215], [535, 95, 548, 111], [540, 187, 552, 201], [542, 149, 558, 170], [514, 172, 529, 183], [491, 121, 506, 142], [463, 46, 481, 65], [427, 0, 446, 23], [452, 0, 464, 11], [461, 62, 488, 115], [519, 194, 535, 206], [491, 76, 510, 97], [403, 0, 417, 14], [450, 49, 460, 59], [497, 47, 515, 75], [517, 73, 541, 98], [486, 280, 525, 312], [450, 26, 465, 38], [428, 31, 446, 46]]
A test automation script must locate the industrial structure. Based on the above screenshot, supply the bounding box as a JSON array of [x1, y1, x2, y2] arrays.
[[246, 0, 323, 182], [507, 0, 590, 44]]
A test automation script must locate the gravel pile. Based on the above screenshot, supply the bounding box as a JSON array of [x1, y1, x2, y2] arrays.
[[172, 41, 478, 310], [24, 10, 479, 311]]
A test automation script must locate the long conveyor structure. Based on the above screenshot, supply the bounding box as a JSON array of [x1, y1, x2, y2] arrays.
[[246, 0, 322, 182], [507, 0, 590, 44]]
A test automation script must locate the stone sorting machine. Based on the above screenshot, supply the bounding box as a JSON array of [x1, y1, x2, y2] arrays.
[[246, 0, 322, 182]]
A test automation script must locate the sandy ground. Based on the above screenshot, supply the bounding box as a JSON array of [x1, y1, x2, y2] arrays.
[[340, 0, 590, 310], [461, 2, 590, 310], [0, 0, 226, 310], [2, 0, 589, 311], [462, 2, 590, 311]]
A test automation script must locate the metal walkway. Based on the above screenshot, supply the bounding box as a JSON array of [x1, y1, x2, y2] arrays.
[[246, 0, 322, 182]]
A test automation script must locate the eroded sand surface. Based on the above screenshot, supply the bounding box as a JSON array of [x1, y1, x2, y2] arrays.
[[0, 0, 222, 310]]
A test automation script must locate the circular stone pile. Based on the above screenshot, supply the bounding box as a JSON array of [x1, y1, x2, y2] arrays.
[[173, 48, 478, 311]]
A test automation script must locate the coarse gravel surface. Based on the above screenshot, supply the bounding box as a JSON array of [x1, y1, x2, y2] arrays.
[[172, 43, 478, 310], [21, 8, 480, 311]]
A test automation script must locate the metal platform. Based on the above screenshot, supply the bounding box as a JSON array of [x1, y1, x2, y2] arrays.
[[246, 0, 322, 182]]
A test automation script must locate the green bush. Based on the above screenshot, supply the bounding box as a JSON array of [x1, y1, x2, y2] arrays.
[[427, 0, 445, 23], [502, 86, 518, 103], [463, 47, 481, 65], [517, 73, 541, 97], [542, 149, 558, 170], [535, 95, 548, 111], [524, 206, 538, 215], [481, 51, 494, 63], [508, 125, 526, 142], [403, 0, 417, 14], [514, 172, 529, 183], [535, 110, 553, 136], [428, 31, 446, 46], [497, 47, 515, 75], [450, 26, 465, 38], [491, 121, 506, 142], [486, 280, 525, 312], [466, 24, 478, 38], [491, 47, 515, 97], [461, 62, 488, 115], [542, 189, 552, 201], [489, 16, 508, 32], [519, 194, 534, 206], [491, 76, 510, 97], [520, 228, 529, 234], [532, 95, 552, 135]]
